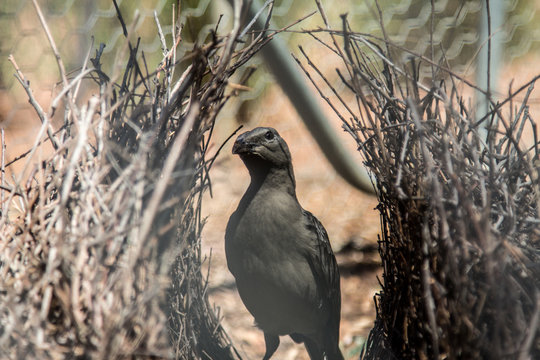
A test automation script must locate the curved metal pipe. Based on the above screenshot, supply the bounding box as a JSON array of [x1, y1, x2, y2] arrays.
[[226, 0, 375, 194]]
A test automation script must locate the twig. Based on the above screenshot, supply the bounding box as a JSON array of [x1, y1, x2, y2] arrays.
[[50, 68, 95, 118], [73, 37, 95, 103], [154, 10, 168, 57], [297, 46, 358, 126], [353, 34, 444, 101], [239, 0, 273, 38], [485, 0, 492, 98], [60, 97, 98, 207], [421, 238, 440, 359], [0, 184, 23, 198], [8, 55, 59, 150], [216, 0, 243, 76], [292, 52, 347, 125], [295, 27, 494, 97], [1, 128, 4, 209], [517, 294, 540, 360], [137, 103, 199, 256], [31, 0, 69, 88], [203, 125, 244, 199]]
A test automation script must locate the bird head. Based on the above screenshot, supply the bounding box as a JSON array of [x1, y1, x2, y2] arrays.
[[232, 127, 292, 168]]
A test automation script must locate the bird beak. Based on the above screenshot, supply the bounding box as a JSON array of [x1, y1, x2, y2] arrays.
[[232, 136, 252, 155]]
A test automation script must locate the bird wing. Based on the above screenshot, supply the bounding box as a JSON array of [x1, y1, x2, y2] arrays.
[[302, 209, 341, 342]]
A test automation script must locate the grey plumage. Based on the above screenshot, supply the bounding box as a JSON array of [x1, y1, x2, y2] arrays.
[[225, 127, 343, 360]]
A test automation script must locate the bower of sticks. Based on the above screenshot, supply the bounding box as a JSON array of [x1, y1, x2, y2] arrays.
[[1, 1, 539, 360], [0, 2, 270, 359], [295, 11, 540, 360]]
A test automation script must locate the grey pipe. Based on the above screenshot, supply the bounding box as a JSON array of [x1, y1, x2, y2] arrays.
[[226, 0, 375, 194], [475, 0, 505, 141]]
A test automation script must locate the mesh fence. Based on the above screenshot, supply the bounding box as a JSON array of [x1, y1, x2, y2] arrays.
[[1, 0, 539, 127]]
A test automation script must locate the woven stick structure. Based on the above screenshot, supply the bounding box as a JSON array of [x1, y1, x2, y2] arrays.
[[0, 1, 274, 359], [297, 5, 540, 359]]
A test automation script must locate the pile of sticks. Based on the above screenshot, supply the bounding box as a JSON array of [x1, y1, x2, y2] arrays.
[[0, 1, 272, 359], [298, 4, 539, 359]]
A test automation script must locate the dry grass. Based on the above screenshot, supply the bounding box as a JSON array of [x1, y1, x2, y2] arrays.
[[297, 3, 540, 359], [0, 1, 274, 359]]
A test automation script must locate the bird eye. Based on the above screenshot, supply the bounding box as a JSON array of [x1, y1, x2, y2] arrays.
[[264, 131, 274, 140]]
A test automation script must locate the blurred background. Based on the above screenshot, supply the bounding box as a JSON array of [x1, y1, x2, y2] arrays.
[[2, 0, 539, 155], [1, 1, 539, 359]]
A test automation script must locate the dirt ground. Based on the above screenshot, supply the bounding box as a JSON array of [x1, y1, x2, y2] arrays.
[[200, 84, 383, 360]]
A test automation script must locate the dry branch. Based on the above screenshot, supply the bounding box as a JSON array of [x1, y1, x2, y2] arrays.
[[300, 9, 540, 360], [0, 2, 274, 359]]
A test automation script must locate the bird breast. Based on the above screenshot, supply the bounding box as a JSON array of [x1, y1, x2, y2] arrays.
[[229, 188, 306, 259], [226, 189, 323, 334]]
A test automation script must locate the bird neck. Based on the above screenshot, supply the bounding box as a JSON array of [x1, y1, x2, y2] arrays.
[[244, 159, 296, 197]]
